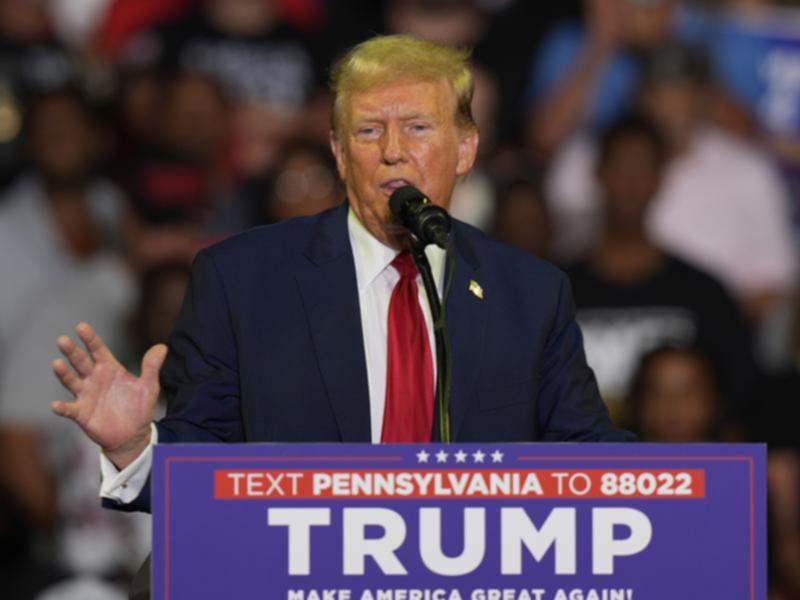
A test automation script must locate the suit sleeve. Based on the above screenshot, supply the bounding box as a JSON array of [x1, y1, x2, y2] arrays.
[[105, 249, 243, 513], [536, 271, 634, 441]]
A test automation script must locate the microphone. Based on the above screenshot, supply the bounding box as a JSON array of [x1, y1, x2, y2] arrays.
[[389, 186, 451, 249], [389, 184, 454, 443]]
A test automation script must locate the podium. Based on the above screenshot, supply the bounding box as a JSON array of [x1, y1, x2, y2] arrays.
[[151, 443, 765, 600]]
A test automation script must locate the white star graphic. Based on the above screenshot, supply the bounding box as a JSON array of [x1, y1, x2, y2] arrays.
[[454, 450, 467, 463], [435, 450, 449, 463], [491, 450, 504, 463], [472, 450, 485, 463], [416, 450, 430, 463]]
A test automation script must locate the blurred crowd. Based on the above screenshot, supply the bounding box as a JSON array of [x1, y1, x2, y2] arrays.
[[0, 0, 798, 598]]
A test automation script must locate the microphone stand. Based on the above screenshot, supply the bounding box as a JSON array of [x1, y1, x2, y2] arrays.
[[411, 240, 455, 443]]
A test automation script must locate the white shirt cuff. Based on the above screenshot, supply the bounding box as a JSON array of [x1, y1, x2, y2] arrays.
[[99, 423, 158, 504]]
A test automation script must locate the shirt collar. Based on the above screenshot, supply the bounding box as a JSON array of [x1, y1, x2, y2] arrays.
[[347, 206, 446, 294]]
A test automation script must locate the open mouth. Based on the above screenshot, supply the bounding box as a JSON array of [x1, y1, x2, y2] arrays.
[[380, 178, 413, 195]]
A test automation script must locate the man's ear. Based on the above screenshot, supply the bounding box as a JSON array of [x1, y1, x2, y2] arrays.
[[330, 131, 347, 181], [456, 128, 480, 177]]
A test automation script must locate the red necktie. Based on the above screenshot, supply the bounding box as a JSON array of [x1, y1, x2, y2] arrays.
[[381, 252, 434, 443]]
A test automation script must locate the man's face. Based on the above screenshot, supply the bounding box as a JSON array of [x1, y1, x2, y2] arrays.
[[598, 133, 663, 230], [330, 78, 478, 248], [638, 353, 717, 443], [618, 0, 675, 49], [29, 95, 98, 185], [641, 82, 704, 153]]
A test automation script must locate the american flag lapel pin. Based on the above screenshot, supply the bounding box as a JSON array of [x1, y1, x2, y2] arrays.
[[468, 279, 484, 300]]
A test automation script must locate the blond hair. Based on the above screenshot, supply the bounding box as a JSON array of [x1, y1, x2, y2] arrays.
[[330, 34, 476, 136]]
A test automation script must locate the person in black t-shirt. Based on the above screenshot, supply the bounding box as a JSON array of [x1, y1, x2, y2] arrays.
[[119, 0, 322, 182], [122, 0, 319, 108], [565, 114, 757, 430]]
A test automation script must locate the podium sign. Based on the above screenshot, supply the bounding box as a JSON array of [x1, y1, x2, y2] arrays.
[[152, 443, 765, 600]]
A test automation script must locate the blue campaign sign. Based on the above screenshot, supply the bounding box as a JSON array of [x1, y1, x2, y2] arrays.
[[151, 443, 765, 600]]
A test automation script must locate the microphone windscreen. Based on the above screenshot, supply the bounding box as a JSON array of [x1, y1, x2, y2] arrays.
[[389, 185, 425, 219]]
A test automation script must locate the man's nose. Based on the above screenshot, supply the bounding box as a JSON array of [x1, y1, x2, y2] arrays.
[[380, 126, 407, 164]]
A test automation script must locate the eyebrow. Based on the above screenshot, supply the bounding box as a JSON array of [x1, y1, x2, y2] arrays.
[[400, 112, 434, 121], [352, 111, 436, 123]]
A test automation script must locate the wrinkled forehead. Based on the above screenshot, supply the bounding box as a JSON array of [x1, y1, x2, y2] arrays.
[[338, 77, 459, 129]]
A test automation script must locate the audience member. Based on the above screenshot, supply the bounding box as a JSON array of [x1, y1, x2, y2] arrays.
[[624, 345, 800, 596], [465, 1, 583, 147], [95, 0, 191, 58], [121, 0, 318, 108], [0, 262, 192, 598], [491, 176, 551, 259], [0, 87, 146, 596], [383, 0, 486, 49], [110, 68, 165, 164], [119, 71, 236, 269], [159, 72, 229, 169], [118, 0, 320, 181], [701, 1, 800, 202], [625, 345, 721, 442], [565, 114, 757, 426], [0, 482, 66, 598], [548, 42, 798, 317], [765, 449, 800, 598], [121, 154, 209, 271], [751, 292, 800, 598], [0, 87, 127, 354], [261, 140, 342, 224], [0, 0, 81, 191], [525, 0, 681, 156], [752, 291, 800, 448]]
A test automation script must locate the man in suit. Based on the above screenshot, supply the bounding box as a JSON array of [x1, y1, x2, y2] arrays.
[[51, 34, 628, 514]]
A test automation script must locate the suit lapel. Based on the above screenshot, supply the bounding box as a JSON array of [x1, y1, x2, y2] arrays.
[[446, 225, 488, 439], [295, 204, 372, 442], [293, 208, 488, 442]]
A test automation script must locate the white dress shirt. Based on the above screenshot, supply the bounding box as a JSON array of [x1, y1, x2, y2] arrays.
[[100, 208, 445, 504]]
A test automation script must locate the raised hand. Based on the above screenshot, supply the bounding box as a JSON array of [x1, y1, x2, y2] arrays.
[[51, 322, 167, 470]]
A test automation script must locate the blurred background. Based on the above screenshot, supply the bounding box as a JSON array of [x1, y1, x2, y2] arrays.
[[0, 0, 797, 597]]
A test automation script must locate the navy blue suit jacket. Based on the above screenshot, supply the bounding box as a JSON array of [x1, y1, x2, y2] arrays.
[[114, 203, 628, 512]]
